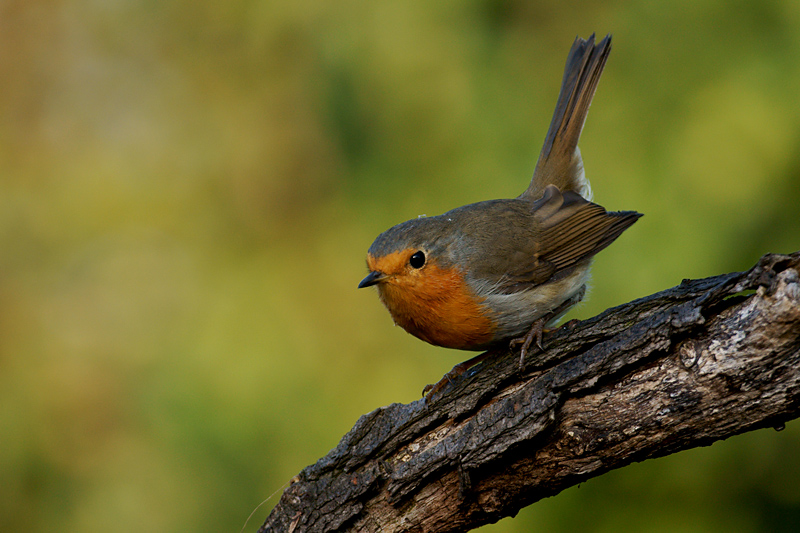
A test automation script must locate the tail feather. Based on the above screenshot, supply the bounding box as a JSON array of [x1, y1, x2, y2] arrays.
[[521, 34, 612, 202]]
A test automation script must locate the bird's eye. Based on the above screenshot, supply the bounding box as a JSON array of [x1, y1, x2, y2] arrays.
[[409, 251, 426, 269]]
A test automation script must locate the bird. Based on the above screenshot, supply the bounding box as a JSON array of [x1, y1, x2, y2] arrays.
[[358, 34, 641, 391]]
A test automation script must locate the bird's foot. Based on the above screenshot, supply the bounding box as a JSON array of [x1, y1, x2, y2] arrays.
[[422, 351, 492, 401], [510, 286, 587, 372], [510, 318, 546, 372]]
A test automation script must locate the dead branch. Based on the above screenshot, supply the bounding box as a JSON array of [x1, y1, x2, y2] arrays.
[[259, 252, 800, 533]]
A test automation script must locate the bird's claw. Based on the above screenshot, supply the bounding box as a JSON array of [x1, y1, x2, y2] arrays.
[[422, 352, 492, 401], [510, 318, 546, 372]]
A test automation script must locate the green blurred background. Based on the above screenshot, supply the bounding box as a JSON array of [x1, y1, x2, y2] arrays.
[[2, 0, 800, 531]]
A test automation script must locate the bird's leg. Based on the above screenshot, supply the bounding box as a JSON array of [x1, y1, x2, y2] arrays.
[[509, 318, 546, 372], [422, 351, 493, 400], [511, 285, 587, 371]]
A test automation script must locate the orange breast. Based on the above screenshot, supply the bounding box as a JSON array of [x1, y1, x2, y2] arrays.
[[370, 254, 496, 350]]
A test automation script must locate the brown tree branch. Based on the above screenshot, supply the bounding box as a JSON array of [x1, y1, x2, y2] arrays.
[[259, 252, 800, 533]]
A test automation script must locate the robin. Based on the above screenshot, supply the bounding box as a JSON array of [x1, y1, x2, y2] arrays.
[[358, 34, 641, 391]]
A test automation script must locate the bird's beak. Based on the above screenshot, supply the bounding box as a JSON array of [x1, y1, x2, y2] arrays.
[[358, 271, 385, 288]]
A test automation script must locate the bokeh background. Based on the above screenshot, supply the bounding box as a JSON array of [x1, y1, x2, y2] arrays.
[[2, 1, 800, 531]]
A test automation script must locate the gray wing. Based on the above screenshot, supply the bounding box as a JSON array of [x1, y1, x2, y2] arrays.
[[500, 185, 640, 291]]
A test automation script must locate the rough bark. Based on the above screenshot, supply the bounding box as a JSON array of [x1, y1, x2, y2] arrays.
[[259, 252, 800, 533]]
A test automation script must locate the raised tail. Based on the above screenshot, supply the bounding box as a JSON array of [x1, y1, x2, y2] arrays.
[[520, 33, 612, 202]]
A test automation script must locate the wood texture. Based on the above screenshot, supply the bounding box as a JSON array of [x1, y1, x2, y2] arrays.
[[260, 252, 800, 533]]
